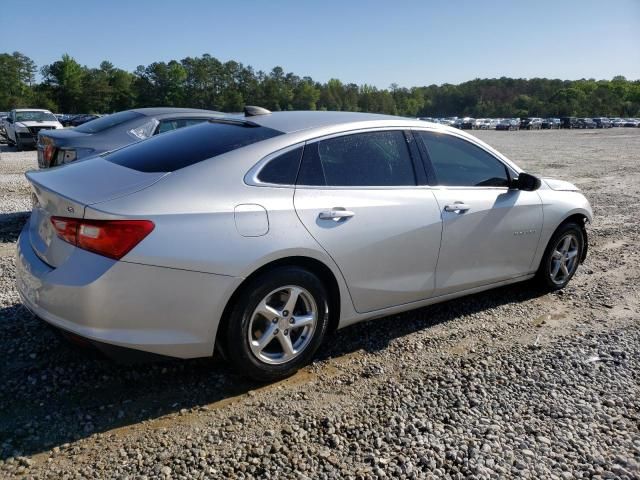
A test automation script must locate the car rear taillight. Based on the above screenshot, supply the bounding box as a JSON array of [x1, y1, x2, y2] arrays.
[[43, 144, 55, 166], [50, 217, 154, 260]]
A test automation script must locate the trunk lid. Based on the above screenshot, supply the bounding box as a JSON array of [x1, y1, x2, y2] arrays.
[[26, 158, 166, 267]]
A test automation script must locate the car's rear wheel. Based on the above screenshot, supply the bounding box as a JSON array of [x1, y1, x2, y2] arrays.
[[224, 266, 330, 382], [537, 222, 584, 290]]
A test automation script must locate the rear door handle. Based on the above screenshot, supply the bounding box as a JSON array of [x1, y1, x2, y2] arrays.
[[318, 208, 355, 221], [444, 203, 471, 213]]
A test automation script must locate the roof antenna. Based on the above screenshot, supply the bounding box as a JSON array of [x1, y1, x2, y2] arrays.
[[244, 106, 272, 117]]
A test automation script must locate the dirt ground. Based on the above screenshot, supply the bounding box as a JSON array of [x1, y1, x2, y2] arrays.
[[0, 129, 638, 478]]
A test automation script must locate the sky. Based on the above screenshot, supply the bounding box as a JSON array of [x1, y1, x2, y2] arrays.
[[2, 0, 639, 88]]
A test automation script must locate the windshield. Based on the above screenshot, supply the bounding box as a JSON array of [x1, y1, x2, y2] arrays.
[[15, 111, 57, 122], [105, 120, 284, 173], [75, 110, 143, 133]]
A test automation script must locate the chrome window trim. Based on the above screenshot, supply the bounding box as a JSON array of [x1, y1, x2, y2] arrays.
[[244, 142, 305, 188]]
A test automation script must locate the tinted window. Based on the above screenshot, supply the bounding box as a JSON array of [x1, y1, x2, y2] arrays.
[[157, 118, 208, 134], [75, 110, 143, 133], [106, 121, 283, 173], [257, 147, 303, 185], [419, 132, 509, 187], [298, 131, 415, 187]]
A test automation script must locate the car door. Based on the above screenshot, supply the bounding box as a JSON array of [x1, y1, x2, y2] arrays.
[[414, 130, 543, 296], [293, 129, 443, 313]]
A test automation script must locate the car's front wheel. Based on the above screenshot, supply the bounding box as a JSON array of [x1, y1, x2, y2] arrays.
[[224, 266, 330, 382], [537, 222, 584, 290]]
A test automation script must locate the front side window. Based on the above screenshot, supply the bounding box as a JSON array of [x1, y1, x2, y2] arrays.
[[298, 130, 416, 187], [418, 132, 509, 187]]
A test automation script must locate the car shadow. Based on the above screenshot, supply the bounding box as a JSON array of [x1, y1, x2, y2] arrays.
[[0, 212, 30, 243], [0, 275, 548, 460], [0, 143, 18, 153]]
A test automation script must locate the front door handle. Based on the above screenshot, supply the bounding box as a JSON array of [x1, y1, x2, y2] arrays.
[[318, 208, 355, 221], [444, 203, 471, 213]]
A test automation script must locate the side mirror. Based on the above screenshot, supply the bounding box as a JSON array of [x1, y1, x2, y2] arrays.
[[6, 117, 13, 124], [513, 172, 541, 191]]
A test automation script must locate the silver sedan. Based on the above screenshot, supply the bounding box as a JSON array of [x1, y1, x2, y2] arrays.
[[16, 110, 592, 381]]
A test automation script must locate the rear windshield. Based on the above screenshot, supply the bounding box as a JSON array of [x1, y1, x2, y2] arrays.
[[105, 121, 283, 172], [75, 110, 143, 133]]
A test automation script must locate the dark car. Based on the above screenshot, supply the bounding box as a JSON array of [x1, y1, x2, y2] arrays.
[[576, 118, 596, 129], [495, 119, 519, 131], [560, 117, 578, 129], [69, 114, 101, 127], [453, 117, 475, 130], [520, 118, 543, 130], [592, 118, 612, 128], [541, 118, 560, 129], [37, 107, 224, 168]]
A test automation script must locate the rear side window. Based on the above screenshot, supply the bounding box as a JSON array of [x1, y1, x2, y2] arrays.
[[257, 147, 303, 185], [156, 118, 208, 134], [298, 131, 416, 187], [106, 121, 283, 173], [418, 132, 509, 187], [75, 110, 143, 133]]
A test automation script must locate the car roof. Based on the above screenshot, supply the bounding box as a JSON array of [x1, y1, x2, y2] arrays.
[[131, 107, 223, 116], [13, 108, 52, 112], [243, 110, 415, 134]]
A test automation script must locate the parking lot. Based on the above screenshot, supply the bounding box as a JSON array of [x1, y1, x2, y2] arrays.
[[0, 129, 639, 478]]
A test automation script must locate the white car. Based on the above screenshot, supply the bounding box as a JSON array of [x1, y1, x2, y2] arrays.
[[4, 109, 63, 151]]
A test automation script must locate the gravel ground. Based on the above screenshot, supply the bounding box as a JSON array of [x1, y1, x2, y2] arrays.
[[0, 130, 639, 479]]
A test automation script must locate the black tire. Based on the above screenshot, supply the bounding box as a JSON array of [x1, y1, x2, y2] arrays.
[[536, 222, 584, 290], [224, 266, 330, 382], [15, 136, 22, 151]]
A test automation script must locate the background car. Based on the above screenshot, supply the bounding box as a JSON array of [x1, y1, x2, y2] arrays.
[[16, 109, 592, 381], [592, 117, 610, 128], [4, 109, 63, 150], [496, 119, 519, 131], [576, 118, 596, 128], [68, 114, 101, 127], [623, 118, 639, 127], [541, 118, 560, 129], [560, 117, 578, 129], [37, 107, 225, 168], [520, 118, 543, 130], [453, 117, 475, 129]]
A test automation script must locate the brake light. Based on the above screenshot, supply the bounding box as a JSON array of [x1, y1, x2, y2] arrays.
[[43, 144, 55, 165], [50, 217, 154, 260]]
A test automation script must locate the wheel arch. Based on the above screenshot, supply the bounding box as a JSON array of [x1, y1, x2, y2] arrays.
[[215, 255, 343, 354], [557, 211, 590, 262]]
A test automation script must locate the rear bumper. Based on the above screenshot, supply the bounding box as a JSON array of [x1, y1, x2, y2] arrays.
[[16, 224, 242, 359]]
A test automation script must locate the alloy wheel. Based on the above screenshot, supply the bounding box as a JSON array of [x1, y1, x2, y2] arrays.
[[549, 233, 579, 285], [247, 285, 318, 365]]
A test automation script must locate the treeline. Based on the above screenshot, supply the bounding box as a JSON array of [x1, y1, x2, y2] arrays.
[[1, 51, 639, 117]]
